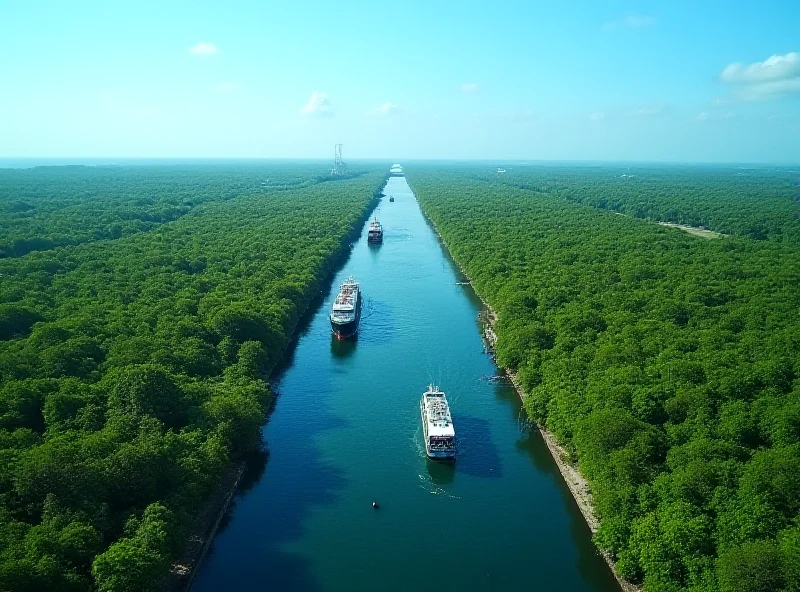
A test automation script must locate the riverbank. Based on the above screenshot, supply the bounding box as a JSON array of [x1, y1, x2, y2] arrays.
[[428, 219, 638, 592], [192, 174, 621, 592], [163, 180, 387, 590], [162, 464, 245, 590]]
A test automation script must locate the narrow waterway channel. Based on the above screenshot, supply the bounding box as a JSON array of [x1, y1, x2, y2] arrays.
[[192, 177, 619, 591]]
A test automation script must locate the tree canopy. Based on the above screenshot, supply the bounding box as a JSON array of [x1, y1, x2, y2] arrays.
[[0, 163, 387, 590], [409, 163, 800, 592]]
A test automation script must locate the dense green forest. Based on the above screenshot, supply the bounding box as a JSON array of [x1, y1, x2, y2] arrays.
[[0, 164, 358, 258], [409, 165, 800, 592], [468, 165, 800, 242], [0, 164, 386, 591]]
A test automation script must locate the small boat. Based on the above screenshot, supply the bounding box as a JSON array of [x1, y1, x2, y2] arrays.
[[367, 216, 383, 243], [420, 385, 456, 460], [389, 196, 394, 202], [329, 276, 361, 339]]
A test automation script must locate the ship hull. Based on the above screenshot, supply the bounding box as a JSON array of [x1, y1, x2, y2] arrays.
[[330, 317, 358, 339], [330, 296, 361, 339], [367, 234, 383, 244], [425, 447, 456, 461]]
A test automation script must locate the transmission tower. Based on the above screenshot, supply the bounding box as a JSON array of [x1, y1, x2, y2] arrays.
[[331, 143, 346, 176]]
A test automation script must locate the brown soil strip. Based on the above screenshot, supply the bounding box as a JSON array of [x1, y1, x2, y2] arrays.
[[657, 222, 724, 239]]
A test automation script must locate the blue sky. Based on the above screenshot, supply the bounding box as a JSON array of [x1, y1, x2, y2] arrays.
[[1, 0, 798, 163]]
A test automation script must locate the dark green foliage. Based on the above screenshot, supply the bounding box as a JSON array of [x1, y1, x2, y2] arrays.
[[472, 164, 800, 242], [409, 164, 800, 591], [91, 503, 174, 592], [717, 540, 785, 592], [0, 163, 355, 258], [0, 305, 42, 340], [105, 365, 187, 429], [0, 163, 386, 590], [780, 524, 800, 591]]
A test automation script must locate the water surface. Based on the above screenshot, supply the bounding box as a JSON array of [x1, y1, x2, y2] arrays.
[[193, 177, 619, 591]]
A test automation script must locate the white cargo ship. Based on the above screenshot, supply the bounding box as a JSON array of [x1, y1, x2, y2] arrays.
[[420, 385, 456, 460], [329, 276, 361, 339]]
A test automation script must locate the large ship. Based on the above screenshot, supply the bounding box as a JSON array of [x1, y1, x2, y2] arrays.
[[329, 276, 361, 339], [420, 385, 456, 460], [367, 216, 383, 243], [389, 164, 404, 176]]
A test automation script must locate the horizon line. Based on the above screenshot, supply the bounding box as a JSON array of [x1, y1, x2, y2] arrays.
[[1, 156, 798, 168]]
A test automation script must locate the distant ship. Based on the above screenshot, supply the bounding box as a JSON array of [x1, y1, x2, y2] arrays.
[[420, 385, 456, 460], [367, 216, 383, 243], [330, 276, 361, 339], [389, 164, 404, 176]]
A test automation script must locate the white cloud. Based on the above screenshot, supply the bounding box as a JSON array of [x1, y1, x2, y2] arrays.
[[720, 52, 800, 101], [189, 42, 218, 56], [300, 91, 333, 116], [737, 78, 800, 100], [460, 83, 479, 93], [604, 15, 656, 30], [721, 52, 799, 83], [369, 102, 401, 116]]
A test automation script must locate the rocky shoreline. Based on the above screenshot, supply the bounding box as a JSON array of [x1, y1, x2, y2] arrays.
[[479, 310, 639, 592]]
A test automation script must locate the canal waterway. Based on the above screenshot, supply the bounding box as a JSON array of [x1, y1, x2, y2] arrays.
[[192, 177, 619, 591]]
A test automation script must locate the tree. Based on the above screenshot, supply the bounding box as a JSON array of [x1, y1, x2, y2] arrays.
[[105, 365, 187, 430], [717, 540, 785, 592], [91, 504, 173, 592], [779, 524, 800, 592], [0, 305, 43, 340]]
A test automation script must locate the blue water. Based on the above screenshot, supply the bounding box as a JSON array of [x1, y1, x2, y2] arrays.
[[192, 177, 619, 591]]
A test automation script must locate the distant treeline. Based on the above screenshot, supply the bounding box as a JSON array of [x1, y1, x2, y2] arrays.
[[409, 165, 800, 592], [0, 164, 387, 591], [0, 164, 366, 258], [470, 165, 800, 242]]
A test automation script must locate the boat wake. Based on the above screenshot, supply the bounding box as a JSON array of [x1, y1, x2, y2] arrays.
[[359, 298, 377, 320], [418, 480, 461, 500], [411, 425, 458, 495]]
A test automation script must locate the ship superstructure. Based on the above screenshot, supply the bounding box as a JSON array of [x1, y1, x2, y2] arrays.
[[329, 276, 361, 339], [367, 216, 383, 243], [420, 385, 456, 460]]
